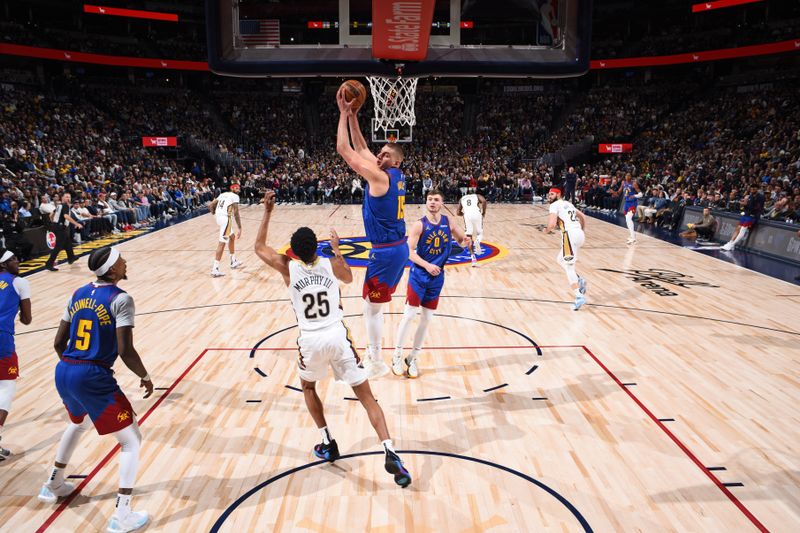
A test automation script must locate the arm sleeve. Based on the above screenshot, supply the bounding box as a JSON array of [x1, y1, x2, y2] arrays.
[[111, 293, 135, 328], [62, 296, 73, 322], [12, 277, 31, 300]]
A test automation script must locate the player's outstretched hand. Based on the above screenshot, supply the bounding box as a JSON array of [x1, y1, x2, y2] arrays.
[[336, 86, 355, 115], [236, 228, 242, 240], [263, 190, 276, 212], [141, 377, 154, 399], [330, 228, 341, 251]]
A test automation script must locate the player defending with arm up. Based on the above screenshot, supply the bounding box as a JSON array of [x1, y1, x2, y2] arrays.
[[336, 86, 409, 379], [393, 190, 471, 378], [544, 188, 588, 311], [254, 191, 412, 487]]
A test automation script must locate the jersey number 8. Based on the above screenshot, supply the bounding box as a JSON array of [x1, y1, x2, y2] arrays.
[[302, 292, 330, 320]]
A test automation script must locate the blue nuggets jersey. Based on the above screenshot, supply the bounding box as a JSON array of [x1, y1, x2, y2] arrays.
[[363, 167, 406, 245], [623, 182, 638, 206], [411, 215, 452, 276], [0, 271, 20, 356], [62, 283, 125, 366]]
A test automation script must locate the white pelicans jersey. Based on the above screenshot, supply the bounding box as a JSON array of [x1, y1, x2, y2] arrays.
[[549, 199, 582, 233], [289, 258, 343, 332], [460, 194, 482, 218], [214, 192, 240, 219]]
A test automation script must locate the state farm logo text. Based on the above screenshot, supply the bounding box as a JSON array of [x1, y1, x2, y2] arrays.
[[598, 268, 719, 296]]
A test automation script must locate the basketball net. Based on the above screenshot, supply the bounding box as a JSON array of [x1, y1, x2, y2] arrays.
[[367, 76, 419, 132]]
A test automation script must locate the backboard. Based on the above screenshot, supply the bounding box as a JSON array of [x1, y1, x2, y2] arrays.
[[206, 0, 592, 78]]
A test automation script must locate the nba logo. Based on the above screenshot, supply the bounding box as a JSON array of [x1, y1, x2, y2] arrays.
[[46, 231, 57, 249]]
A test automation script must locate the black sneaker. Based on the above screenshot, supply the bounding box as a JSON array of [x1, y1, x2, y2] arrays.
[[384, 450, 412, 488], [0, 446, 10, 460], [313, 439, 340, 462]]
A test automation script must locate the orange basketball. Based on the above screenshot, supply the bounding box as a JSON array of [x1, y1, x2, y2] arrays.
[[341, 79, 367, 110]]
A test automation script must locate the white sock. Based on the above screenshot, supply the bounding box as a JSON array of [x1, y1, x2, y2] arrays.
[[412, 307, 434, 353], [395, 305, 417, 353], [115, 424, 141, 488], [625, 212, 635, 239], [382, 439, 395, 454], [575, 288, 582, 297], [213, 260, 220, 270], [47, 466, 65, 487], [115, 493, 132, 518], [475, 233, 483, 251], [732, 226, 749, 246], [320, 426, 332, 445], [364, 301, 384, 361]]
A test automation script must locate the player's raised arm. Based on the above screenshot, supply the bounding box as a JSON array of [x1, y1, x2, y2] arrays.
[[328, 228, 353, 284], [254, 190, 290, 285], [336, 88, 389, 195], [407, 220, 440, 276], [347, 104, 374, 162]]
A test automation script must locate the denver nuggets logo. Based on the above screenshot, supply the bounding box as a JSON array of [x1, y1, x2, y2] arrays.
[[8, 366, 17, 375], [279, 237, 507, 268], [117, 411, 130, 423]]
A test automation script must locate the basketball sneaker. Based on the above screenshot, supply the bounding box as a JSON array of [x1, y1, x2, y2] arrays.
[[391, 351, 405, 376], [38, 481, 75, 503], [471, 255, 478, 268], [721, 241, 735, 251], [578, 276, 588, 295], [230, 259, 243, 269], [384, 450, 412, 488], [405, 356, 419, 379], [364, 357, 390, 379], [573, 294, 586, 311], [210, 268, 225, 277], [313, 439, 340, 462], [107, 510, 149, 533], [626, 238, 637, 245], [0, 445, 10, 461]]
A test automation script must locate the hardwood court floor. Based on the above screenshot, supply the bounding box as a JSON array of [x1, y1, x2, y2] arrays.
[[2, 203, 798, 532]]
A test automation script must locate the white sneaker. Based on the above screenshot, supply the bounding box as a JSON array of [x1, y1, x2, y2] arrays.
[[107, 510, 149, 533], [391, 351, 405, 376], [573, 294, 587, 311], [38, 482, 75, 503], [364, 357, 390, 379], [471, 256, 478, 268], [406, 356, 419, 379], [721, 242, 734, 251], [626, 238, 637, 245], [211, 268, 225, 277], [230, 259, 243, 269]]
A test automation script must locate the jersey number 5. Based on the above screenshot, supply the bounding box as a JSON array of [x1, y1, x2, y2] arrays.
[[397, 196, 405, 220], [302, 292, 330, 320], [74, 319, 93, 350]]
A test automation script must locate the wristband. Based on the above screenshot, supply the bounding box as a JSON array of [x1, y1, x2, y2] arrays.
[[141, 373, 151, 382]]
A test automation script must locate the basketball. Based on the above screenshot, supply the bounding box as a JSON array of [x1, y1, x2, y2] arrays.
[[341, 79, 367, 110]]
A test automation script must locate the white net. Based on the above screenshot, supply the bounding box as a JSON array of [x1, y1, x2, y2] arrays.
[[367, 76, 419, 131]]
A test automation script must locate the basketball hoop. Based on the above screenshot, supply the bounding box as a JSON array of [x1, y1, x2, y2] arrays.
[[367, 75, 419, 132]]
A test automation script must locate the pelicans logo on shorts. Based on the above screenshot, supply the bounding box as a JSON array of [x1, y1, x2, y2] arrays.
[[279, 237, 507, 268]]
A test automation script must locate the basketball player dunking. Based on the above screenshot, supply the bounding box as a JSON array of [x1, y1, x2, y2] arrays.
[[336, 86, 408, 379], [457, 192, 487, 266], [544, 188, 588, 310], [209, 183, 244, 277], [0, 250, 32, 460], [254, 191, 411, 487], [39, 247, 154, 533], [393, 190, 470, 378]]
